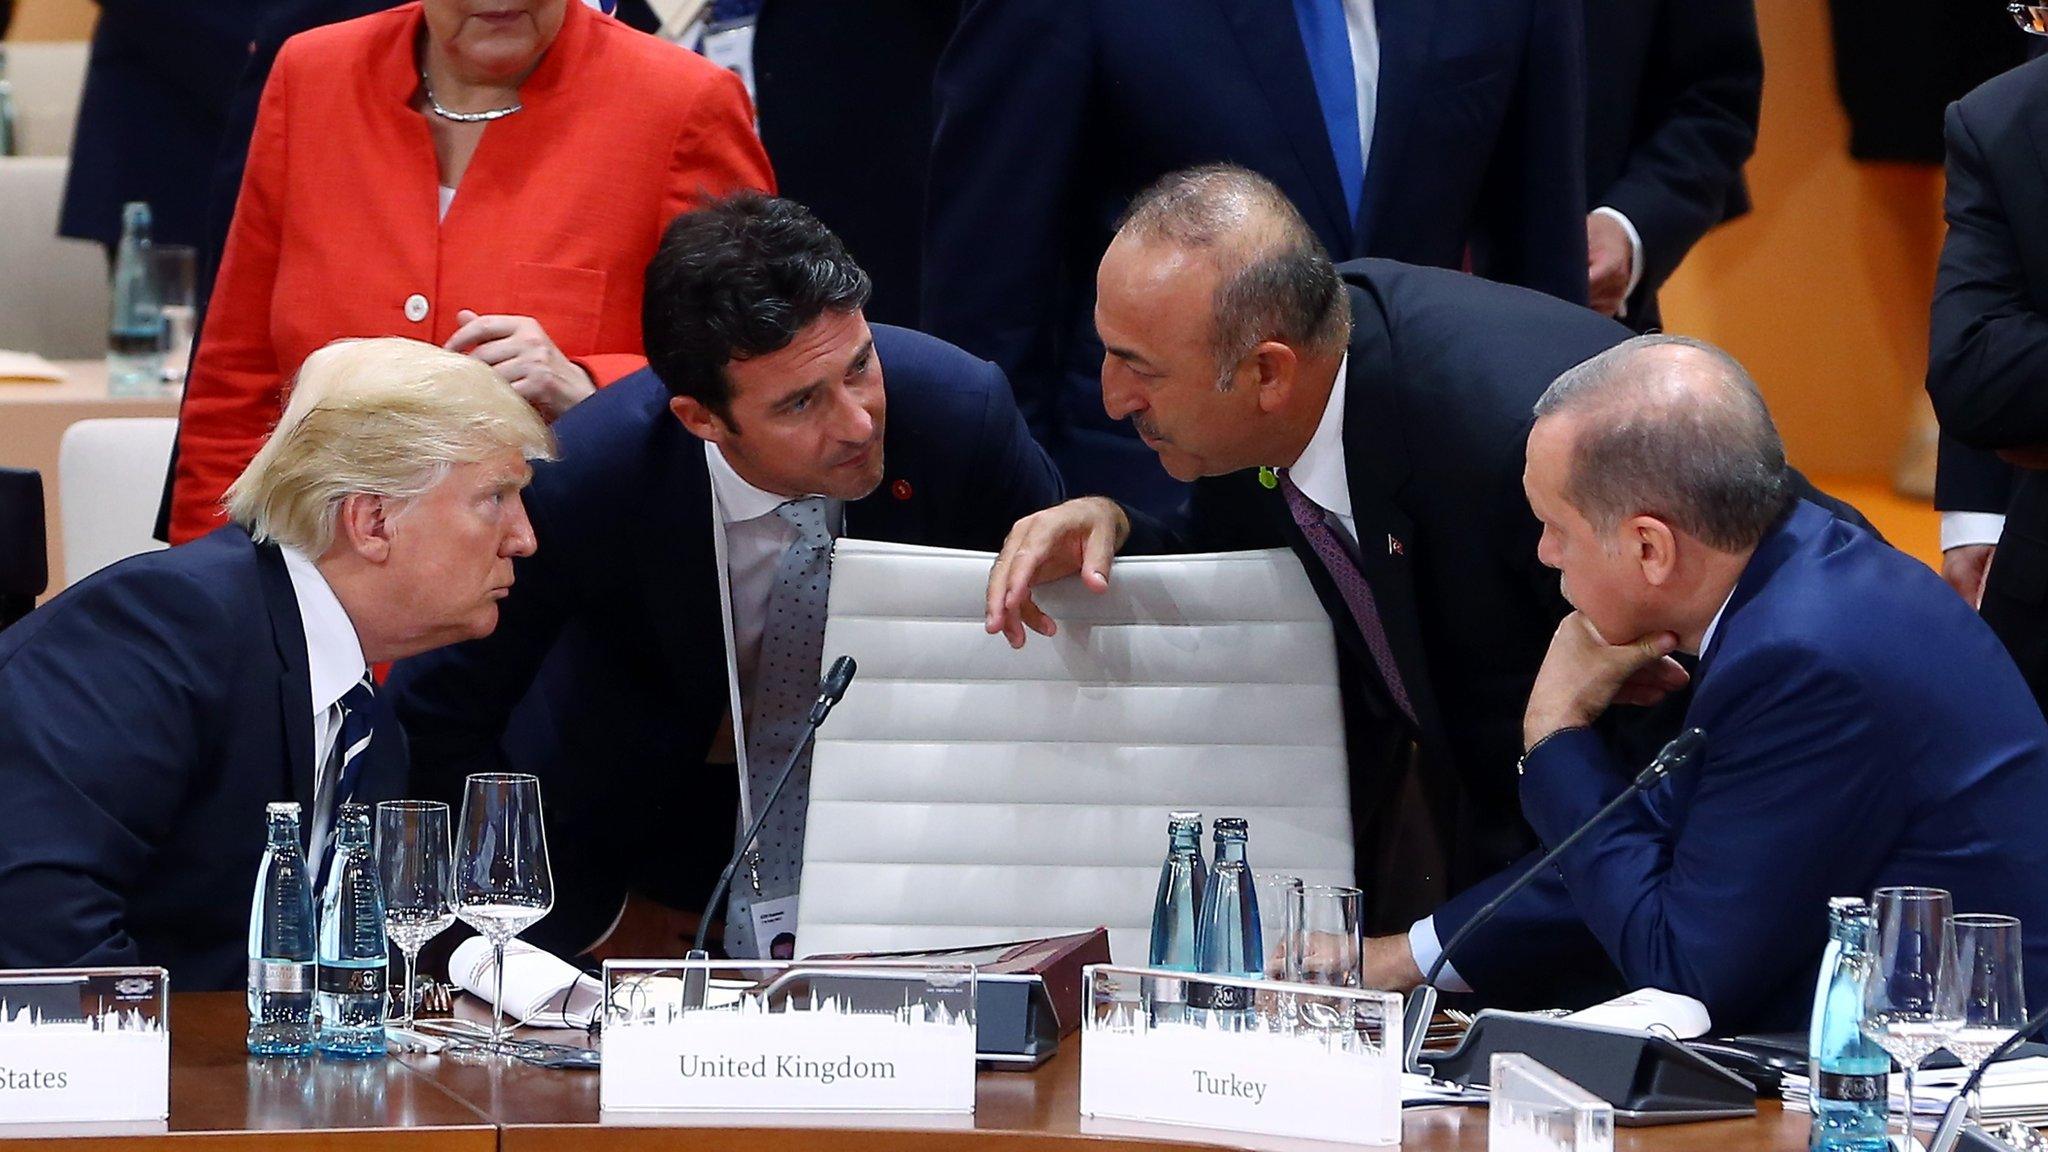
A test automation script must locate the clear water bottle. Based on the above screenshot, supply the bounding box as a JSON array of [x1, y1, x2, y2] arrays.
[[1191, 816, 1261, 1019], [1147, 811, 1206, 1023], [107, 201, 166, 396], [0, 48, 19, 157], [316, 803, 389, 1058], [246, 802, 316, 1057], [1809, 897, 1889, 1151]]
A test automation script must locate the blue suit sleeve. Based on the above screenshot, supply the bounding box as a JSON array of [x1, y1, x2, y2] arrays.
[[969, 354, 1067, 529], [0, 571, 230, 969], [389, 482, 578, 803], [1927, 99, 2048, 448], [1473, 0, 1589, 305], [921, 0, 1092, 439], [1517, 649, 1891, 1027]]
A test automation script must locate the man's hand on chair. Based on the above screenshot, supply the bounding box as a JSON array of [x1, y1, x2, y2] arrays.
[[984, 497, 1131, 648]]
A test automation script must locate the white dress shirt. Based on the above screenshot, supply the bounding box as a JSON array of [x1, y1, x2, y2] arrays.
[[704, 442, 845, 712], [1288, 352, 1358, 547], [1409, 588, 1738, 993], [1940, 511, 2005, 552], [279, 545, 368, 856]]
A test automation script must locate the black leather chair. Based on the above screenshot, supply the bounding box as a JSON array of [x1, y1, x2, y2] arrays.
[[0, 467, 48, 631]]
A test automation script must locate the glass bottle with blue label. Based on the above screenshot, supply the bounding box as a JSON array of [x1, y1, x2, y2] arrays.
[[317, 803, 389, 1058], [1191, 816, 1261, 1022], [247, 802, 316, 1056], [1810, 896, 1890, 1151]]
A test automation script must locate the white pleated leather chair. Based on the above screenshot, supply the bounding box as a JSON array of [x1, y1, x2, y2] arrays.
[[798, 540, 1355, 963], [58, 418, 175, 585], [0, 157, 109, 358]]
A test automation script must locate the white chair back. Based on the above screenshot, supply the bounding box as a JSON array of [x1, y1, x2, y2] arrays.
[[798, 540, 1355, 963], [58, 418, 175, 585], [0, 157, 109, 358], [5, 42, 90, 157]]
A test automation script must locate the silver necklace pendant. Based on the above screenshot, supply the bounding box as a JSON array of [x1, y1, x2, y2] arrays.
[[421, 73, 522, 123]]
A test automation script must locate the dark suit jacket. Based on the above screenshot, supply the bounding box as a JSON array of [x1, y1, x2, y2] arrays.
[[1926, 56, 2048, 710], [0, 527, 408, 990], [1583, 0, 1760, 331], [58, 1, 272, 251], [922, 0, 1589, 515], [1122, 261, 1623, 925], [1434, 502, 2048, 1032], [389, 325, 1064, 954]]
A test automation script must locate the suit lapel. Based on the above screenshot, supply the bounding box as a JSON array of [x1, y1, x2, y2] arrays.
[[1334, 286, 1444, 746], [254, 536, 318, 816], [1212, 0, 1355, 254], [1356, 0, 1433, 250]]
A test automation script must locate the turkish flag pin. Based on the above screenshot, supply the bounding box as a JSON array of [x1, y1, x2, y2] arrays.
[[891, 479, 914, 501], [1387, 534, 1404, 556]]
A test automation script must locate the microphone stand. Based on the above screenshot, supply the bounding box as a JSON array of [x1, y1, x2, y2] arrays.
[[1403, 728, 1706, 1073], [680, 656, 857, 1005]]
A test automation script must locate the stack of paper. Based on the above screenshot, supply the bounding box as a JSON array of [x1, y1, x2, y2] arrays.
[[0, 351, 65, 382], [1784, 1056, 2048, 1125]]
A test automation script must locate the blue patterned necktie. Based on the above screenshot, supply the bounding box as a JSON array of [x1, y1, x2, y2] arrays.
[[727, 497, 832, 958], [314, 676, 376, 879], [1293, 0, 1365, 223]]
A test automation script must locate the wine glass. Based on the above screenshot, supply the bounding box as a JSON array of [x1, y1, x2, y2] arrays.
[[374, 800, 453, 1031], [1862, 887, 1964, 1143], [1947, 913, 2026, 1118], [452, 773, 553, 1053], [1287, 885, 1364, 987]]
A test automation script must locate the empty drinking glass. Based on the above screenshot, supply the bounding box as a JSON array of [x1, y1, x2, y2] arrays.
[[150, 245, 196, 386], [375, 800, 454, 1031], [1251, 872, 1303, 979], [1287, 885, 1364, 987], [1862, 887, 1964, 1144], [452, 773, 553, 1054], [1948, 913, 2026, 1118]]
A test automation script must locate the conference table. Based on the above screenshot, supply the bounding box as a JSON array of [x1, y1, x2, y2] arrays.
[[0, 359, 179, 600], [0, 993, 1813, 1151]]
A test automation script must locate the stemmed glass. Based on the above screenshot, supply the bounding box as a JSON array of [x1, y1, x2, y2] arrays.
[[374, 800, 454, 1031], [452, 773, 553, 1054], [1947, 914, 2027, 1119], [1862, 887, 1964, 1144]]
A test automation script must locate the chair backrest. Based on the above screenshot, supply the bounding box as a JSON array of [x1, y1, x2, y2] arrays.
[[0, 465, 48, 629], [0, 156, 110, 358], [58, 418, 176, 585], [799, 540, 1355, 963], [5, 42, 90, 157]]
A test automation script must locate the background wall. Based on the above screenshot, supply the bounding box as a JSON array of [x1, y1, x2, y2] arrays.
[[1653, 1, 1945, 481], [7, 0, 94, 40]]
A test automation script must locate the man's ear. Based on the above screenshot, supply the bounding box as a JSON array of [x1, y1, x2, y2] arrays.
[[332, 492, 395, 564], [1250, 340, 1301, 415], [1630, 515, 1680, 587], [670, 395, 731, 443]]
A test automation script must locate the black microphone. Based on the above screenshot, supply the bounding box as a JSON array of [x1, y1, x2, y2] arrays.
[[1403, 727, 1706, 1072], [690, 655, 858, 957], [1927, 1002, 2048, 1152]]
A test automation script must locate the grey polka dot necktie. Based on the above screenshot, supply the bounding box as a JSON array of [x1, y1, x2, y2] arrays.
[[727, 496, 832, 958]]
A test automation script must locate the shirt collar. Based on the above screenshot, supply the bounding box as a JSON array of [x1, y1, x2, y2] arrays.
[[704, 441, 843, 527], [1287, 352, 1352, 520], [278, 545, 367, 713], [1697, 586, 1737, 658]]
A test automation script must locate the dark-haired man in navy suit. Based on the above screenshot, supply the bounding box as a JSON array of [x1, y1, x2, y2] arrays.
[[922, 0, 1590, 514], [1368, 336, 2048, 1032], [390, 194, 1065, 959]]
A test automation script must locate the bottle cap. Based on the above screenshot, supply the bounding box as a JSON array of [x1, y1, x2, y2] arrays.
[[1168, 809, 1202, 826], [266, 801, 301, 817], [1213, 816, 1248, 838], [1827, 895, 1869, 914]]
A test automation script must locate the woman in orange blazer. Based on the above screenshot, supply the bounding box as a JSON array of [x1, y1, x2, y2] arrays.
[[170, 0, 774, 542]]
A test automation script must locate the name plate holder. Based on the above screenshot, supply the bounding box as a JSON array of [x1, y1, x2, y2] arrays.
[[1078, 964, 1402, 1147], [0, 968, 169, 1127], [599, 959, 978, 1115]]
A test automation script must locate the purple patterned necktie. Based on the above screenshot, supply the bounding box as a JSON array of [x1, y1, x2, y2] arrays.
[[1278, 472, 1417, 725]]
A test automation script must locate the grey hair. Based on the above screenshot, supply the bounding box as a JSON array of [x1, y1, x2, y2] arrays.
[[1533, 334, 1791, 551], [1118, 164, 1351, 386], [225, 337, 556, 555]]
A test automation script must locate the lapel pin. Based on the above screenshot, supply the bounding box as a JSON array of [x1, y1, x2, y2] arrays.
[[891, 478, 914, 501], [1387, 534, 1404, 556], [1258, 466, 1279, 489]]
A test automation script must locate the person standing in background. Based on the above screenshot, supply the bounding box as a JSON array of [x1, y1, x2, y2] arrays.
[[1581, 0, 1761, 330]]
